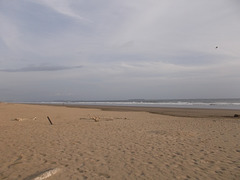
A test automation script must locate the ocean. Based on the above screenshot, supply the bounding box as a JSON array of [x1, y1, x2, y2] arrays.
[[36, 98, 240, 110]]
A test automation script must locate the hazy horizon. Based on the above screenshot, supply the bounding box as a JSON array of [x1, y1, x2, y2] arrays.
[[8, 97, 240, 103], [1, 0, 240, 102]]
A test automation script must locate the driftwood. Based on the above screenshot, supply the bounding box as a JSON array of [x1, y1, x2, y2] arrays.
[[47, 116, 53, 125], [91, 116, 100, 122], [24, 168, 61, 180], [14, 117, 37, 121]]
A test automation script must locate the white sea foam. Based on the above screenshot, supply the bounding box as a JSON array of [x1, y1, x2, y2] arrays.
[[25, 99, 240, 110]]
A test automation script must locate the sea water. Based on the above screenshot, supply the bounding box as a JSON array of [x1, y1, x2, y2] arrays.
[[37, 98, 240, 110]]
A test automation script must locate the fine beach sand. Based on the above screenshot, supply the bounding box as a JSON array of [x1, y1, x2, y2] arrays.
[[0, 103, 240, 179]]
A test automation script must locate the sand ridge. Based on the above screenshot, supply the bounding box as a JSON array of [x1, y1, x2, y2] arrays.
[[0, 103, 240, 179]]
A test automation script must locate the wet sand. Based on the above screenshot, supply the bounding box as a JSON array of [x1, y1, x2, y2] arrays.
[[0, 103, 240, 179]]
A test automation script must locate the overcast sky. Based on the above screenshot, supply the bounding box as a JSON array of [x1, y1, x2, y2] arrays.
[[0, 0, 240, 102]]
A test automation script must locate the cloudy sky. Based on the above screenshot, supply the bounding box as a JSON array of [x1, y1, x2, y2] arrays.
[[0, 0, 240, 102]]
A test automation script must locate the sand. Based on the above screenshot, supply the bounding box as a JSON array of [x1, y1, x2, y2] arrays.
[[0, 103, 240, 180]]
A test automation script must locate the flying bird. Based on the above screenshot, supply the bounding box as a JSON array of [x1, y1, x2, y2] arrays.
[[215, 46, 218, 49]]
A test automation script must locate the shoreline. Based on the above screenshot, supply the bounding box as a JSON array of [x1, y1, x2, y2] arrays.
[[25, 103, 240, 118]]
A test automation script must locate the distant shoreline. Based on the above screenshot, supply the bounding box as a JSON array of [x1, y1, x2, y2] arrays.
[[65, 104, 240, 118], [18, 98, 240, 110], [20, 102, 240, 119]]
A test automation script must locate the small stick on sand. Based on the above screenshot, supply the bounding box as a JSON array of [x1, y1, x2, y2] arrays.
[[47, 116, 53, 125]]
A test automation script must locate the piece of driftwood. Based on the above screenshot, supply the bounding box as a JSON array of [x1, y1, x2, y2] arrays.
[[47, 116, 53, 125], [14, 117, 37, 121], [91, 116, 100, 122], [24, 168, 61, 180]]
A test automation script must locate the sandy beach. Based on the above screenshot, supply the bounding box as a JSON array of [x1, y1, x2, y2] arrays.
[[0, 103, 240, 180]]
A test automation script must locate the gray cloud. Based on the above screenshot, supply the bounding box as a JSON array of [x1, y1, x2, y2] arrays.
[[0, 64, 82, 72], [0, 0, 240, 101]]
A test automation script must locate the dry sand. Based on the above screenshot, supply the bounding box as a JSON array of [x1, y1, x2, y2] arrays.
[[0, 103, 240, 180]]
